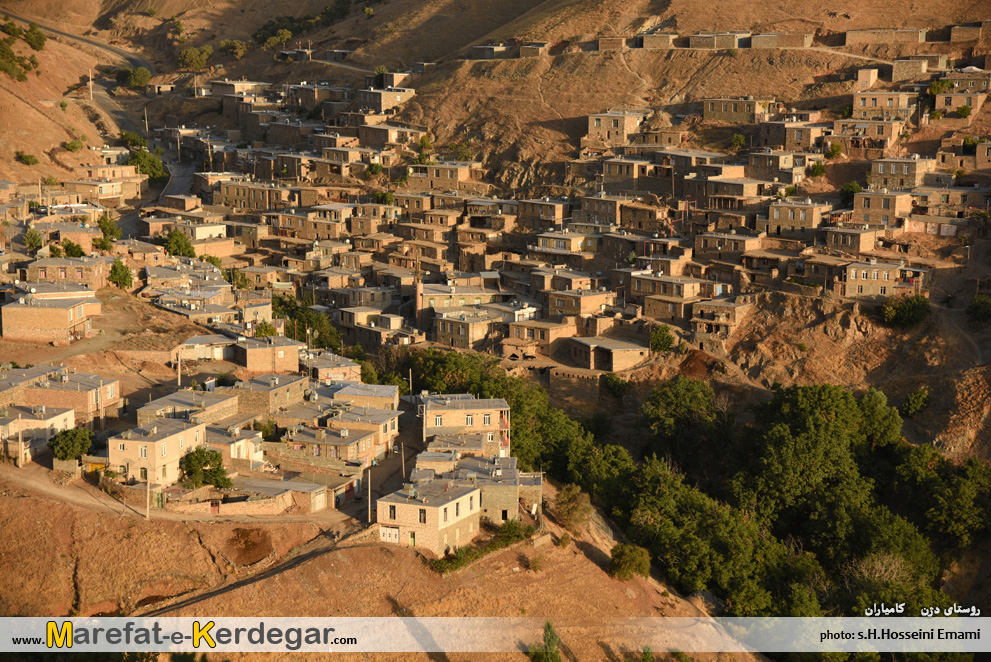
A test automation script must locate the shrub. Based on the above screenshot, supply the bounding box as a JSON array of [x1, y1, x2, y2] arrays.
[[218, 39, 249, 60], [650, 324, 674, 352], [527, 622, 562, 662], [128, 66, 151, 88], [147, 8, 158, 16], [730, 133, 746, 149], [120, 130, 147, 148], [929, 109, 943, 120], [109, 259, 132, 288], [900, 387, 930, 418], [602, 373, 629, 399], [125, 149, 167, 184], [373, 190, 394, 205], [966, 294, 991, 323], [784, 185, 797, 197], [178, 46, 211, 70], [364, 6, 374, 18], [366, 162, 383, 176], [556, 533, 571, 548], [956, 105, 972, 119], [59, 100, 67, 112], [809, 162, 826, 177], [62, 239, 84, 257], [928, 80, 952, 96], [882, 295, 930, 327], [23, 227, 43, 251], [826, 142, 842, 159], [15, 151, 39, 165], [555, 484, 592, 533], [610, 543, 651, 580], [840, 181, 862, 206], [23, 23, 46, 51], [63, 139, 84, 152]]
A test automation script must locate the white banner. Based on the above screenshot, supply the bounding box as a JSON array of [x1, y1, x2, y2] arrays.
[[0, 617, 988, 653]]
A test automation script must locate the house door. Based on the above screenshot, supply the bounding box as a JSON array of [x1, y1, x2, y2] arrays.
[[210, 500, 220, 515], [312, 490, 327, 512], [409, 532, 415, 547], [381, 526, 400, 544]]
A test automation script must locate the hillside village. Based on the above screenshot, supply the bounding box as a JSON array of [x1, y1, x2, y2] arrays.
[[1, 8, 991, 604]]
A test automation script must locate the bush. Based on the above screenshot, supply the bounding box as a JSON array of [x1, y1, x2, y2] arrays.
[[882, 295, 930, 327], [147, 8, 158, 16], [364, 6, 374, 18], [180, 446, 232, 488], [527, 622, 562, 662], [730, 133, 746, 149], [218, 39, 249, 59], [128, 66, 151, 88], [650, 324, 674, 352], [178, 46, 211, 70], [373, 190, 394, 205], [556, 533, 571, 548], [120, 130, 147, 148], [602, 373, 629, 399], [555, 484, 592, 533], [610, 543, 651, 580], [23, 23, 46, 51], [809, 162, 826, 177], [528, 555, 543, 572], [63, 139, 84, 152], [840, 181, 862, 206], [956, 105, 972, 119], [15, 151, 39, 165], [59, 100, 67, 112], [49, 428, 93, 461], [966, 294, 991, 323], [23, 227, 43, 251], [62, 239, 84, 257], [125, 149, 167, 184], [784, 185, 797, 197], [255, 320, 277, 338], [366, 163, 383, 176], [929, 109, 943, 120], [826, 142, 842, 159], [900, 387, 930, 418]]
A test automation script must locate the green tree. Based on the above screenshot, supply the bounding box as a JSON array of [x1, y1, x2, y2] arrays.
[[178, 46, 211, 70], [15, 151, 39, 165], [125, 150, 167, 184], [826, 142, 843, 159], [128, 66, 151, 88], [2, 21, 23, 38], [63, 139, 84, 152], [62, 239, 84, 257], [120, 130, 147, 148], [373, 191, 394, 205], [98, 214, 123, 241], [49, 244, 63, 258], [254, 320, 277, 338], [966, 294, 991, 322], [263, 28, 292, 50], [555, 484, 592, 533], [840, 181, 862, 206], [527, 622, 562, 662], [218, 39, 249, 59], [23, 23, 46, 51], [109, 259, 133, 288], [610, 543, 651, 580], [649, 324, 674, 352], [928, 80, 952, 96], [882, 295, 930, 327], [956, 105, 972, 119], [200, 254, 222, 269], [23, 226, 43, 251], [730, 133, 747, 149], [227, 268, 251, 290], [901, 387, 930, 418], [180, 446, 232, 488], [116, 67, 133, 86], [602, 373, 629, 399], [809, 162, 826, 177], [373, 64, 387, 87], [49, 428, 93, 460], [162, 229, 196, 257]]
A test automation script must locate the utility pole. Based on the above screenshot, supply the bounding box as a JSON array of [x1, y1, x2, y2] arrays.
[[176, 354, 182, 387], [408, 368, 413, 395], [400, 443, 405, 478], [144, 109, 149, 139], [366, 468, 372, 523], [89, 67, 93, 100], [145, 477, 151, 519]]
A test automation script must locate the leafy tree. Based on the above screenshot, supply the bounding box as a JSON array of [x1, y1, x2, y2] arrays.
[[929, 109, 943, 121], [109, 259, 133, 288], [49, 244, 63, 258], [610, 543, 651, 580], [366, 163, 383, 176], [555, 484, 592, 533], [49, 428, 93, 460], [23, 23, 46, 51], [62, 239, 84, 257], [840, 181, 862, 206], [120, 130, 147, 148], [602, 373, 629, 399], [254, 320, 277, 338], [125, 149, 167, 184], [2, 21, 23, 38], [956, 105, 972, 119], [527, 622, 562, 662], [200, 254, 222, 269], [826, 142, 843, 159], [180, 446, 232, 488], [116, 67, 133, 86], [900, 387, 930, 418], [128, 66, 151, 88], [98, 214, 123, 241], [881, 295, 930, 327], [263, 28, 292, 50], [966, 294, 991, 322], [218, 39, 249, 59], [162, 229, 196, 257], [809, 162, 826, 177], [373, 191, 394, 205], [227, 268, 251, 290], [730, 133, 747, 149], [649, 324, 674, 352], [178, 46, 211, 70], [928, 80, 952, 95], [23, 226, 43, 251], [373, 64, 387, 87]]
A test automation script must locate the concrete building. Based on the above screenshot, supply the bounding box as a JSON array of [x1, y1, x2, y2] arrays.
[[108, 419, 207, 486], [377, 481, 482, 557]]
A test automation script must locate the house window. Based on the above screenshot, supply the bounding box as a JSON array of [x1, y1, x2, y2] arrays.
[[119, 443, 125, 451], [161, 443, 167, 457], [487, 432, 494, 442], [443, 507, 448, 522], [140, 445, 148, 458], [389, 505, 396, 519], [108, 384, 115, 398], [469, 496, 474, 511], [483, 413, 491, 426], [455, 502, 460, 517], [418, 508, 426, 524], [465, 414, 474, 426], [434, 415, 442, 426]]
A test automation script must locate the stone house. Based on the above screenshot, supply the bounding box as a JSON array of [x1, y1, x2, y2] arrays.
[[108, 419, 207, 485], [377, 481, 482, 557]]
